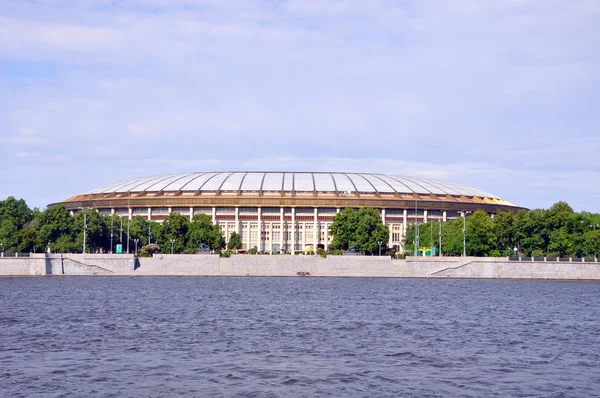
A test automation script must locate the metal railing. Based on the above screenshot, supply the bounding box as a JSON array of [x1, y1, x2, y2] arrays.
[[508, 256, 598, 263]]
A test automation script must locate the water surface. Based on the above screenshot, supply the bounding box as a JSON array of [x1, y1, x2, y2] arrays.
[[1, 277, 599, 397]]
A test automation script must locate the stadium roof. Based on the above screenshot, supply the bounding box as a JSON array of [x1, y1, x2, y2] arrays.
[[83, 172, 503, 200]]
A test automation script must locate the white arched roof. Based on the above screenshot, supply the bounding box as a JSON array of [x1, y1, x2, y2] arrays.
[[83, 172, 500, 199]]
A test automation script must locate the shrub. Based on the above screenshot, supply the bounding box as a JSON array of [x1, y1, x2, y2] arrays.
[[248, 246, 258, 255], [219, 250, 231, 258], [140, 243, 161, 257], [531, 249, 545, 258]]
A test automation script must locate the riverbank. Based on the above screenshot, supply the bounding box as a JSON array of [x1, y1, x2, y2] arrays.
[[1, 253, 599, 280]]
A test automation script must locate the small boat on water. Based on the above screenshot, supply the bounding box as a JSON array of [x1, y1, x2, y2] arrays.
[[296, 270, 310, 277]]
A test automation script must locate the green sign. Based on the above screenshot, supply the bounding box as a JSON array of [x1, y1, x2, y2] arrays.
[[116, 244, 123, 254]]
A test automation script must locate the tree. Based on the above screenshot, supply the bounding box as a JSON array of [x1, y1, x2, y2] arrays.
[[186, 214, 224, 251], [465, 210, 496, 256], [228, 231, 242, 252], [36, 205, 75, 253], [73, 209, 109, 253], [157, 212, 190, 253], [329, 208, 389, 255]]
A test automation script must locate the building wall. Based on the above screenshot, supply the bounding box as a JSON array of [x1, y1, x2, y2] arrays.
[[98, 206, 457, 253]]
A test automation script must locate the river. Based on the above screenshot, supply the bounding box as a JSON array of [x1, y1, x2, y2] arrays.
[[1, 277, 599, 397]]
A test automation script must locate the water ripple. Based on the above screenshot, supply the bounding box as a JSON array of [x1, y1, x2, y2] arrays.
[[1, 277, 600, 397]]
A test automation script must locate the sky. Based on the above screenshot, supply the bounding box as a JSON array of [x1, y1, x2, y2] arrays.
[[1, 0, 599, 212]]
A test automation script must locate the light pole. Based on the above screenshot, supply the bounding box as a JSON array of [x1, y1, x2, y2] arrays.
[[591, 224, 598, 259], [462, 211, 471, 257], [378, 241, 382, 256], [134, 239, 139, 255], [430, 221, 433, 256], [82, 210, 87, 254], [513, 246, 518, 258], [148, 224, 152, 244], [438, 219, 442, 257], [110, 215, 114, 254], [414, 200, 419, 256], [120, 216, 123, 246], [127, 217, 130, 254], [171, 239, 175, 254]]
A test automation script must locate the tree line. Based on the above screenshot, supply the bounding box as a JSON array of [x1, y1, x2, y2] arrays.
[[1, 196, 598, 258], [0, 198, 227, 255], [404, 202, 600, 258]]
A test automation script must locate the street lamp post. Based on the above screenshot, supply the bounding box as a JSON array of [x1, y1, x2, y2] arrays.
[[513, 246, 518, 258], [127, 217, 130, 254], [438, 219, 442, 257], [110, 215, 114, 254], [462, 211, 471, 257], [134, 239, 139, 255], [591, 224, 598, 259], [430, 221, 433, 256], [82, 210, 87, 254], [148, 224, 152, 245], [120, 216, 123, 246], [171, 239, 175, 254], [378, 241, 382, 256], [414, 201, 419, 256]]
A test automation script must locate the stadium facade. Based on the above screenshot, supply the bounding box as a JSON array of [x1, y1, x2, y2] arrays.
[[55, 172, 521, 253]]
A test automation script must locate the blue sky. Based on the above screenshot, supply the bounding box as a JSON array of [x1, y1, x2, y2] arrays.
[[1, 0, 599, 212]]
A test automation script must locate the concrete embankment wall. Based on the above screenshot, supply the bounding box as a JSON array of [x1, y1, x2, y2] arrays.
[[2, 254, 600, 280], [428, 257, 600, 280], [0, 254, 46, 276], [135, 254, 407, 277], [0, 254, 136, 276], [135, 255, 600, 280]]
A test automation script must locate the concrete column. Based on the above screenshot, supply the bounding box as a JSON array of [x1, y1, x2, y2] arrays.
[[302, 222, 307, 250], [336, 208, 340, 214], [424, 210, 428, 223], [443, 211, 447, 222], [168, 207, 172, 214], [128, 207, 132, 220], [212, 207, 216, 224], [324, 222, 329, 250], [388, 224, 393, 248], [189, 207, 193, 221], [257, 208, 262, 252], [279, 207, 284, 252], [225, 222, 229, 244], [246, 222, 251, 250], [314, 208, 318, 251], [111, 208, 115, 215], [147, 208, 151, 221], [381, 208, 386, 224], [235, 207, 240, 234], [291, 208, 296, 255], [403, 209, 408, 234]]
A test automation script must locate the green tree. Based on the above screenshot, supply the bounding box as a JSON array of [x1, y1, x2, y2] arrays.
[[228, 231, 242, 251], [465, 210, 496, 256], [157, 212, 190, 253], [493, 210, 516, 254], [186, 214, 224, 251], [0, 197, 35, 252], [329, 208, 389, 255], [36, 205, 75, 253], [73, 209, 110, 253]]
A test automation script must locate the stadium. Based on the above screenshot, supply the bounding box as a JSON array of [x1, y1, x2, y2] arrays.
[[54, 171, 521, 253]]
